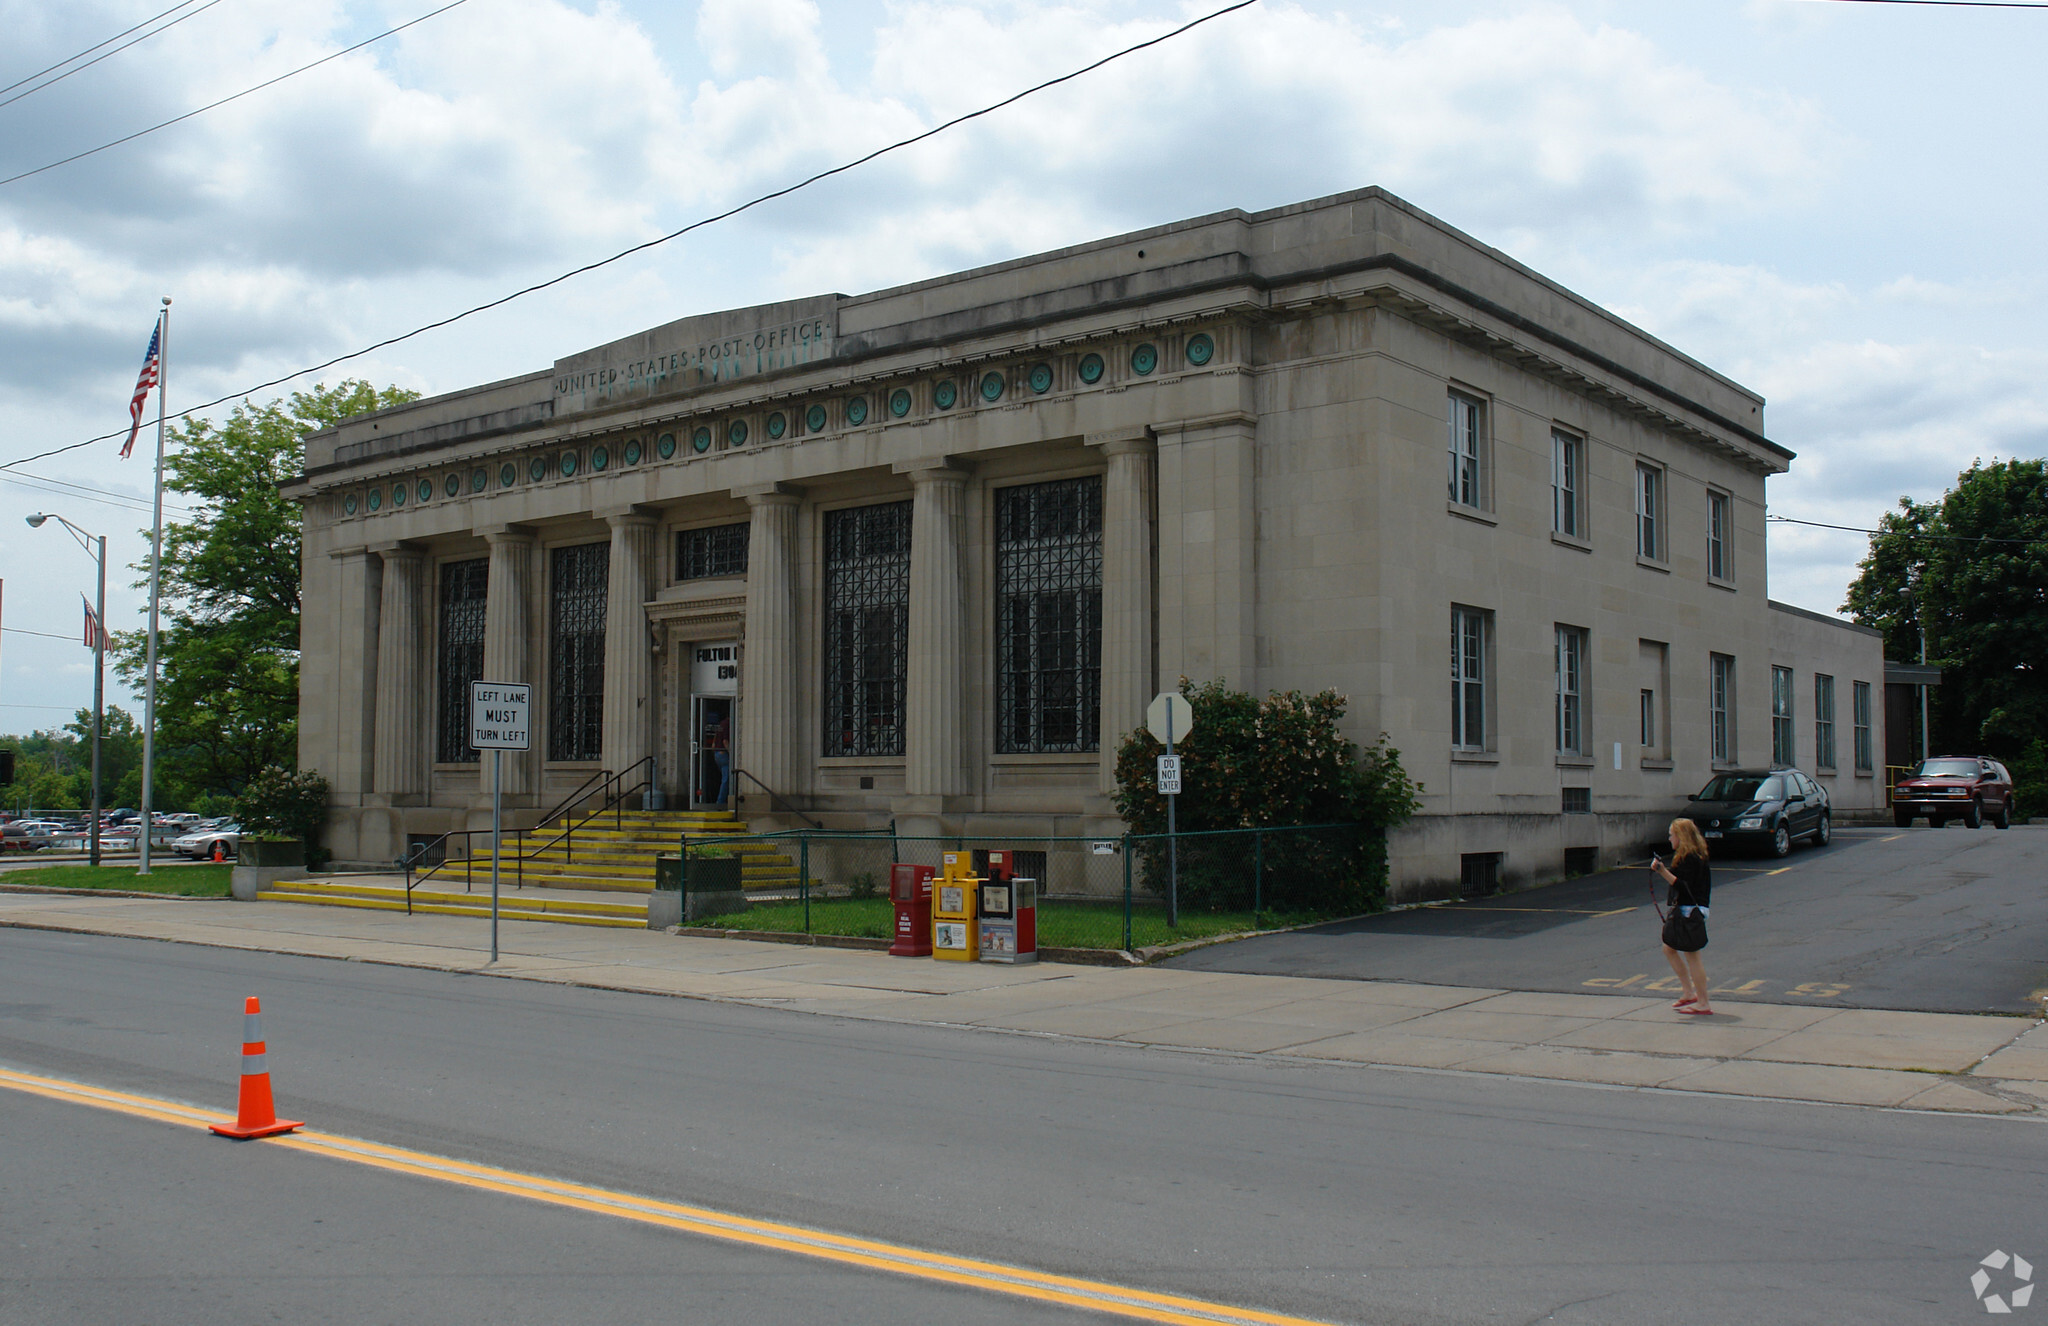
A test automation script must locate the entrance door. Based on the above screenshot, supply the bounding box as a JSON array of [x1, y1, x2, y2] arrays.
[[686, 641, 740, 811]]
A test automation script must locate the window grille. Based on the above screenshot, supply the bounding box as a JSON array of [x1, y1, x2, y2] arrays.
[[1814, 673, 1836, 769], [996, 477, 1103, 753], [1452, 607, 1488, 749], [1772, 666, 1796, 766], [823, 502, 912, 757], [548, 542, 608, 762], [1853, 680, 1874, 771], [1556, 625, 1588, 755], [676, 522, 750, 581], [1562, 787, 1591, 815], [435, 558, 488, 764]]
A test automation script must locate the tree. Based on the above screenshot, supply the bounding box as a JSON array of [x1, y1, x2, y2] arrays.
[[1844, 458, 2048, 809], [113, 381, 419, 802]]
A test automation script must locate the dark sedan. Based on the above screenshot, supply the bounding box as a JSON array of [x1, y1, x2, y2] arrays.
[[1892, 756, 2015, 829], [1682, 768, 1832, 858]]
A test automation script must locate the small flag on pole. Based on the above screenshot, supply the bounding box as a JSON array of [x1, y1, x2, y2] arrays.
[[122, 321, 162, 459], [83, 595, 108, 651]]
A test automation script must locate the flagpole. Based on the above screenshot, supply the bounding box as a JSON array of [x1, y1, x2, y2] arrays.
[[90, 545, 105, 868], [139, 297, 169, 875]]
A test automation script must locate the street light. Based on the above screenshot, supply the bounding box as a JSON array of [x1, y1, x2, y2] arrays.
[[27, 513, 107, 868]]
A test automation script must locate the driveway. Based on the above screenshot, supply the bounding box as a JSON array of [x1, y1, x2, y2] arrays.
[[1165, 826, 2048, 1014]]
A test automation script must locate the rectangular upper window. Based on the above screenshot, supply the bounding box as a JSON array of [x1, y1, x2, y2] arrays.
[[1814, 674, 1837, 770], [548, 542, 609, 763], [675, 521, 749, 581], [1636, 462, 1664, 560], [1707, 490, 1733, 581], [1552, 430, 1585, 538], [1448, 391, 1485, 510], [1853, 680, 1874, 771], [1710, 653, 1736, 763], [435, 558, 488, 765]]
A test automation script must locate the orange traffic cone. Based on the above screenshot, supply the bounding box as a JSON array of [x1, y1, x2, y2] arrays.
[[208, 996, 304, 1139], [212, 841, 226, 863]]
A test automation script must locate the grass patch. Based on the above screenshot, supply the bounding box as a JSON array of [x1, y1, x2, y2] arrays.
[[0, 864, 232, 897], [693, 895, 1337, 950]]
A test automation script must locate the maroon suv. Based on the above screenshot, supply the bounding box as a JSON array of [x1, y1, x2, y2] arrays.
[[1892, 756, 2016, 829]]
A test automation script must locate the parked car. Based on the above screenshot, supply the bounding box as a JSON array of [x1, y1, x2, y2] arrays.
[[1892, 757, 2015, 830], [172, 822, 241, 860], [0, 820, 59, 851], [1682, 768, 1832, 858]]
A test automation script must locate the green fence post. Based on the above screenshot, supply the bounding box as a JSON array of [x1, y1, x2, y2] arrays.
[[1122, 837, 1133, 953], [1254, 829, 1263, 927], [801, 833, 810, 935]]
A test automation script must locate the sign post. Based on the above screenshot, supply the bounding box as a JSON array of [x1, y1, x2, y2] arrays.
[[470, 681, 531, 963], [1146, 692, 1196, 928]]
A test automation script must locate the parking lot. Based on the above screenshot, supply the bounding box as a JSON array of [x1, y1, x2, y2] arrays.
[[1167, 825, 2048, 1014]]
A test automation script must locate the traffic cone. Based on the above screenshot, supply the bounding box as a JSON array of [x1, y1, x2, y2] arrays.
[[212, 841, 226, 863], [208, 996, 304, 1139]]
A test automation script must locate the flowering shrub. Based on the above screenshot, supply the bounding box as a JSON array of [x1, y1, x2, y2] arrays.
[[234, 765, 330, 856], [1112, 679, 1421, 912]]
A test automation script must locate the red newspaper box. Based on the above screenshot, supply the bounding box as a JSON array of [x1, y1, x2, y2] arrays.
[[889, 863, 935, 956]]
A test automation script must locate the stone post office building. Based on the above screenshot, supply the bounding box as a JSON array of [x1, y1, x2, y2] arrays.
[[291, 187, 1885, 899]]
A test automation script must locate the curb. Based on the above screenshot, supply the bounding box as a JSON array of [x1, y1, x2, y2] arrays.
[[0, 883, 224, 901], [669, 925, 1140, 966]]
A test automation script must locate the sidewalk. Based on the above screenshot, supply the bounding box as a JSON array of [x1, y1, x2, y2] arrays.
[[3, 890, 2043, 1118]]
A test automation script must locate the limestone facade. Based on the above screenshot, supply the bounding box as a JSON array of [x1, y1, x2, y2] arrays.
[[289, 187, 1883, 899]]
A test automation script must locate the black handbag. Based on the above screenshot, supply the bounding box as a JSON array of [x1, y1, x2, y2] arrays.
[[1661, 907, 1708, 952]]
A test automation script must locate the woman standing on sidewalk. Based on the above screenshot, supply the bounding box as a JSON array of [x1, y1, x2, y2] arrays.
[[1651, 818, 1713, 1014]]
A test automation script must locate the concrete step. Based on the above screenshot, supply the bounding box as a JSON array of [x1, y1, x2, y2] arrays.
[[257, 880, 646, 928]]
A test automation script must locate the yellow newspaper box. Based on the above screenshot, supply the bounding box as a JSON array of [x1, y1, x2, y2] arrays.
[[931, 850, 983, 961]]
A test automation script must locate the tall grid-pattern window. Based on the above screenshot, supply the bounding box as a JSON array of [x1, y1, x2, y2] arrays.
[[435, 558, 488, 764], [1707, 490, 1732, 580], [1710, 653, 1736, 763], [1452, 607, 1488, 750], [1636, 463, 1663, 559], [1772, 666, 1796, 766], [1853, 681, 1874, 771], [996, 477, 1103, 753], [548, 542, 608, 762], [823, 501, 912, 757], [1814, 674, 1837, 769], [1556, 626, 1588, 755], [1552, 431, 1584, 536], [1448, 392, 1483, 509], [676, 522, 749, 580]]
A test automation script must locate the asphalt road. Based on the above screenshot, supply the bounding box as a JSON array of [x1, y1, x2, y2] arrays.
[[1168, 826, 2048, 1014], [4, 928, 2045, 1325]]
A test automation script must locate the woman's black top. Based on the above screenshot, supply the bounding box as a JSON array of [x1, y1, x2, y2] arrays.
[[1668, 854, 1711, 911]]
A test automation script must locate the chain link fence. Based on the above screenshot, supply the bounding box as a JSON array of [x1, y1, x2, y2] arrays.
[[670, 823, 1382, 951]]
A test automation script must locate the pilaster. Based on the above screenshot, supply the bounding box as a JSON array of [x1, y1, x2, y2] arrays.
[[371, 543, 428, 800], [1091, 430, 1157, 792], [740, 491, 801, 802], [600, 511, 658, 779], [328, 545, 382, 803], [904, 465, 970, 800], [1155, 411, 1258, 694], [482, 525, 538, 797]]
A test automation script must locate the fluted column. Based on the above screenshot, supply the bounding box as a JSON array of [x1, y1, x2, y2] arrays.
[[1095, 433, 1157, 792], [905, 466, 969, 800], [371, 544, 428, 798], [482, 526, 537, 797], [741, 492, 801, 802], [600, 511, 657, 779]]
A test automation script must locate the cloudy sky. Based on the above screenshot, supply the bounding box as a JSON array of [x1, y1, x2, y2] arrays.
[[1, 0, 2042, 729]]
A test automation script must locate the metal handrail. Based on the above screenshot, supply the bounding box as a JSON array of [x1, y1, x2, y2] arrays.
[[535, 765, 615, 832], [521, 755, 657, 863], [734, 767, 822, 829]]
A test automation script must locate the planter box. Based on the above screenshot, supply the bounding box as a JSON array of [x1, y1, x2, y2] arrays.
[[652, 855, 748, 928], [241, 837, 304, 869], [231, 864, 307, 901]]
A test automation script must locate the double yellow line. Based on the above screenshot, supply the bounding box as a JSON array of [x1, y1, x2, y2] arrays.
[[0, 1066, 1334, 1326]]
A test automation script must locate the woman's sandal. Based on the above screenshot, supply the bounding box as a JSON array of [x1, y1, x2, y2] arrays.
[[1673, 996, 1697, 1008], [1679, 1006, 1714, 1015]]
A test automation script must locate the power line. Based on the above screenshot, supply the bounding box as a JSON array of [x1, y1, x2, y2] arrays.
[[0, 0, 1260, 479], [0, 470, 190, 519], [1821, 0, 2048, 8], [0, 0, 228, 113], [1, 626, 83, 642], [0, 0, 205, 97], [0, 0, 470, 188], [1767, 514, 2047, 545]]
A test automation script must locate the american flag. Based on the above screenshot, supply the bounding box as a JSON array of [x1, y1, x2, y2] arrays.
[[82, 595, 108, 651], [121, 321, 161, 459]]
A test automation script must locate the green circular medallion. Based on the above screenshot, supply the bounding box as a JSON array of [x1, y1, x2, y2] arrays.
[[1131, 343, 1158, 376], [933, 380, 957, 410], [728, 420, 748, 446], [624, 439, 642, 465], [530, 457, 548, 482], [1078, 353, 1105, 384], [343, 493, 358, 515], [691, 427, 711, 453], [418, 479, 433, 504], [656, 433, 676, 459], [391, 482, 406, 507], [846, 397, 868, 425], [806, 404, 828, 432], [767, 412, 787, 440], [1185, 333, 1214, 366], [472, 468, 489, 492], [559, 453, 577, 478], [980, 372, 1005, 402], [366, 489, 381, 512], [446, 473, 462, 497], [591, 445, 609, 472], [889, 388, 912, 418], [1028, 363, 1053, 394], [500, 462, 516, 487]]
